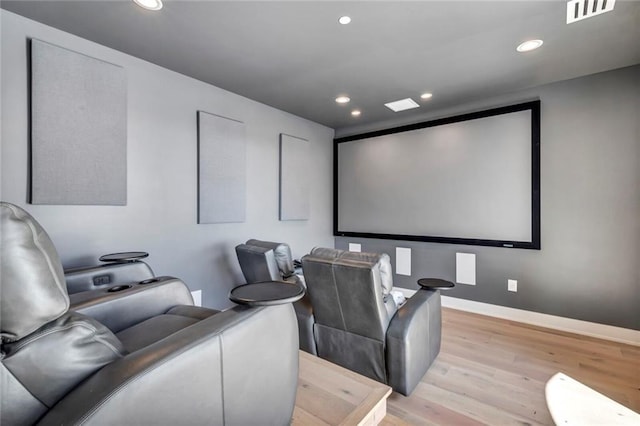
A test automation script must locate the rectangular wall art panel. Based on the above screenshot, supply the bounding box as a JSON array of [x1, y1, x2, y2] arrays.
[[197, 111, 246, 224], [279, 133, 310, 221], [30, 39, 127, 205]]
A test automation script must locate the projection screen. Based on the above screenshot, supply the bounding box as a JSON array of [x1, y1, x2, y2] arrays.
[[335, 101, 540, 249]]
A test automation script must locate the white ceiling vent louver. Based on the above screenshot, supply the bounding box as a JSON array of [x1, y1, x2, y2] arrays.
[[567, 0, 616, 24], [384, 98, 420, 113]]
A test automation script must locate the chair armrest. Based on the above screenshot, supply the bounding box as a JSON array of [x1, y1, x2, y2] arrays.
[[69, 276, 194, 333], [293, 293, 317, 355], [38, 304, 299, 426], [64, 261, 155, 294], [385, 289, 441, 396]]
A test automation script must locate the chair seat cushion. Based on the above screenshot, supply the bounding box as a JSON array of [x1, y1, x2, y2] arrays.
[[116, 306, 219, 353]]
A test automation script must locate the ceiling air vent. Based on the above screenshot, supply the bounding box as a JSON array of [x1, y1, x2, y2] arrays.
[[567, 0, 616, 24], [384, 98, 420, 113]]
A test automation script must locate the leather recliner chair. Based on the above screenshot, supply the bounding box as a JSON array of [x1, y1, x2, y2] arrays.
[[301, 247, 442, 396], [0, 202, 299, 425], [235, 239, 317, 355]]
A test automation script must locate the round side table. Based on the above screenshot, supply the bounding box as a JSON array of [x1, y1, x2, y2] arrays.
[[99, 251, 149, 263], [417, 278, 455, 290], [229, 281, 305, 306]]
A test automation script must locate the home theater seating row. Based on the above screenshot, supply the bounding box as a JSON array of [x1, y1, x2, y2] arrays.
[[235, 241, 443, 396], [1, 200, 444, 426], [0, 202, 298, 425]]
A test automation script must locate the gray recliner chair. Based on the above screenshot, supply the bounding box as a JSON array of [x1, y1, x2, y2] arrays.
[[235, 239, 317, 355], [0, 202, 298, 425], [302, 247, 442, 396]]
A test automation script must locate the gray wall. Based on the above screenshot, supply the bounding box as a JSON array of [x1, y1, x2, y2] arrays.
[[1, 10, 334, 309], [336, 65, 640, 330]]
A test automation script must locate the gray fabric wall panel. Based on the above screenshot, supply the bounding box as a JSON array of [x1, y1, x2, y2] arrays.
[[279, 134, 310, 220], [197, 111, 246, 224], [30, 39, 126, 205]]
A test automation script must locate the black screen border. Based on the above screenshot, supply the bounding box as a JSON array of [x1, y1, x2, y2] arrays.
[[333, 100, 541, 250]]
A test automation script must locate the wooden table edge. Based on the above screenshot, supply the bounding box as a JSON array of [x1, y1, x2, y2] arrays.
[[298, 351, 392, 426]]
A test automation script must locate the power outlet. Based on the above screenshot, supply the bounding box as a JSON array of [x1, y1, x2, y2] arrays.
[[191, 290, 202, 307], [508, 279, 518, 292]]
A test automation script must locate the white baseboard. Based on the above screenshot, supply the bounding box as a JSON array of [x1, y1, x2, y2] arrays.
[[393, 288, 640, 347]]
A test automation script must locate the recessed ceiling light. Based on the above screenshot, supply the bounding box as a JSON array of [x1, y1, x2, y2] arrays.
[[339, 16, 352, 25], [351, 110, 361, 117], [133, 0, 163, 11], [516, 39, 543, 53], [420, 92, 433, 100], [335, 96, 350, 104], [384, 98, 420, 113]]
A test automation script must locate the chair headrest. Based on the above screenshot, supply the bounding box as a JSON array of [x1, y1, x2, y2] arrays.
[[307, 247, 393, 295], [1, 202, 69, 342], [235, 243, 282, 283], [245, 239, 295, 278]]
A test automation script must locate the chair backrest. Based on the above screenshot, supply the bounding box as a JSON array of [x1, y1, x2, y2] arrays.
[[235, 244, 281, 283], [245, 239, 295, 278], [301, 247, 398, 382], [1, 202, 69, 342], [0, 202, 124, 425], [235, 239, 295, 283], [301, 247, 395, 342]]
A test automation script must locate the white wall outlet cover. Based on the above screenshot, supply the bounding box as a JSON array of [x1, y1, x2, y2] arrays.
[[456, 252, 476, 285], [348, 243, 361, 252], [508, 279, 518, 292], [396, 247, 412, 276], [191, 290, 202, 307]]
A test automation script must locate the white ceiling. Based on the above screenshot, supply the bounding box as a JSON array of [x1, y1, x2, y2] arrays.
[[2, 0, 639, 130]]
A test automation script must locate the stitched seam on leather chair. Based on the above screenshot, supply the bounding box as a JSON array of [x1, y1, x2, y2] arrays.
[[7, 323, 124, 356], [330, 263, 348, 331]]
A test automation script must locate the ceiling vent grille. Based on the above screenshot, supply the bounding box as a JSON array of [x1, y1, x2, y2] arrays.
[[567, 0, 616, 24], [384, 98, 420, 113]]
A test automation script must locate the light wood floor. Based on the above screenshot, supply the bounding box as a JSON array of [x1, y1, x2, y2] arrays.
[[293, 350, 391, 425], [383, 308, 640, 425]]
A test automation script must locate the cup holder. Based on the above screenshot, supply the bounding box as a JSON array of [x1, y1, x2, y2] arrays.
[[139, 278, 160, 285], [108, 285, 133, 293]]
